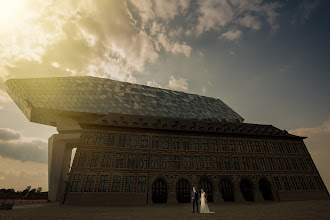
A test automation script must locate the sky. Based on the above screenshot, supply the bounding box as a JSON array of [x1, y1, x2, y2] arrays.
[[0, 0, 329, 192]]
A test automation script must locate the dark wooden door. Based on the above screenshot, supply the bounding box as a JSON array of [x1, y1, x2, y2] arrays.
[[176, 179, 191, 203], [152, 179, 167, 203], [220, 180, 235, 201]]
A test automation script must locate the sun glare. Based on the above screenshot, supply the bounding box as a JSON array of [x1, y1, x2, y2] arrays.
[[0, 0, 28, 27]]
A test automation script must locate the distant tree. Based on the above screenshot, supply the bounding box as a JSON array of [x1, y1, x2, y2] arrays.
[[26, 186, 31, 191], [30, 189, 36, 194], [37, 187, 42, 193]]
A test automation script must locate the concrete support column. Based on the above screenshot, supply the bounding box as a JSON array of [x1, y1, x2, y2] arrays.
[[48, 133, 80, 202], [148, 189, 153, 204]]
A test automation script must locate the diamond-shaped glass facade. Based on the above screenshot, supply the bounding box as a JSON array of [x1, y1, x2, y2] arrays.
[[6, 76, 244, 126]]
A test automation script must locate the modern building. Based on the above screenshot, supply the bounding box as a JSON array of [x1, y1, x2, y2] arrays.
[[6, 76, 329, 205]]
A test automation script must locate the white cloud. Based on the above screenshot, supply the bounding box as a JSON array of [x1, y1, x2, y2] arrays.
[[195, 0, 282, 36], [201, 86, 206, 95], [147, 81, 163, 88], [147, 76, 189, 92], [291, 0, 320, 24], [239, 14, 262, 30], [290, 118, 330, 191], [167, 76, 188, 91], [157, 33, 191, 57], [221, 30, 243, 40], [0, 128, 22, 140]]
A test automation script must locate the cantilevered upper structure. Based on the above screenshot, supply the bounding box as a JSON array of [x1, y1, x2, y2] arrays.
[[6, 76, 329, 205], [6, 76, 243, 127]]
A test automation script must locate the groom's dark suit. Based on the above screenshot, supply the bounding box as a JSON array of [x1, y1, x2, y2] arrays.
[[191, 190, 200, 213]]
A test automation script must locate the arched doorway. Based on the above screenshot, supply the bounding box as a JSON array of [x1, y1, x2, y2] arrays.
[[220, 179, 234, 202], [152, 179, 167, 203], [240, 179, 254, 201], [259, 178, 273, 200], [176, 179, 191, 203], [199, 178, 213, 202]]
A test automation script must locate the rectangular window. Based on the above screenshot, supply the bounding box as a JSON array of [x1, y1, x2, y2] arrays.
[[84, 175, 96, 192], [151, 155, 158, 169], [292, 143, 299, 153], [214, 157, 222, 170], [307, 176, 315, 190], [269, 142, 276, 153], [233, 157, 240, 170], [254, 141, 261, 152], [162, 155, 170, 169], [273, 176, 282, 190], [125, 176, 134, 192], [107, 133, 115, 146], [211, 139, 218, 151], [242, 157, 249, 170], [278, 142, 284, 153], [152, 136, 159, 149], [173, 155, 180, 169], [83, 131, 94, 145], [184, 156, 191, 170], [194, 156, 201, 170], [70, 174, 82, 192], [282, 176, 290, 190], [102, 152, 112, 167], [201, 139, 208, 150], [224, 157, 231, 170], [275, 158, 282, 170], [283, 158, 291, 170], [119, 134, 126, 147], [285, 143, 292, 153], [78, 151, 87, 167], [220, 139, 227, 151], [298, 176, 307, 190], [130, 135, 137, 148], [290, 176, 299, 190], [90, 152, 101, 167], [172, 137, 179, 150], [95, 132, 105, 146], [237, 140, 244, 152], [141, 135, 148, 148], [111, 175, 121, 192], [127, 154, 136, 169], [267, 158, 275, 170], [192, 138, 199, 150], [246, 141, 253, 152], [204, 156, 212, 170], [115, 153, 124, 168], [260, 158, 266, 171], [98, 175, 109, 192], [229, 140, 235, 151], [262, 142, 269, 152], [139, 154, 147, 169], [162, 136, 169, 149], [299, 158, 306, 170], [183, 138, 190, 150], [291, 158, 299, 170], [137, 176, 146, 193], [251, 158, 258, 170]]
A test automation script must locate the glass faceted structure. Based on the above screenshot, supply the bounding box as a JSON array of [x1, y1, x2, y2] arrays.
[[6, 76, 243, 126], [6, 76, 329, 205]]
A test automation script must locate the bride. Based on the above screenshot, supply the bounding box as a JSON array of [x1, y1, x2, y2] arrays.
[[200, 189, 215, 214]]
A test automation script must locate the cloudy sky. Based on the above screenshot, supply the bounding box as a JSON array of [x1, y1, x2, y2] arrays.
[[0, 0, 329, 192]]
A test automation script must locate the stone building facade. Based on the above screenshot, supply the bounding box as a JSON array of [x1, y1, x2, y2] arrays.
[[6, 76, 329, 205]]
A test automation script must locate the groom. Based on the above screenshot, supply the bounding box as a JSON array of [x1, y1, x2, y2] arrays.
[[191, 186, 199, 213]]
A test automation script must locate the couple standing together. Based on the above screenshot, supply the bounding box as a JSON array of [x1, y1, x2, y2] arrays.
[[191, 186, 214, 214]]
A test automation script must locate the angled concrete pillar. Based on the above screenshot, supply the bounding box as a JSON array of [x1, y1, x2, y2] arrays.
[[48, 133, 80, 201], [48, 116, 82, 202]]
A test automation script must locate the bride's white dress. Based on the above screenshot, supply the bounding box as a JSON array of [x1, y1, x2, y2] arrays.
[[200, 192, 215, 213]]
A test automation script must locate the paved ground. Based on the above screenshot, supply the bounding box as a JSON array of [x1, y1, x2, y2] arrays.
[[1, 200, 330, 220]]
